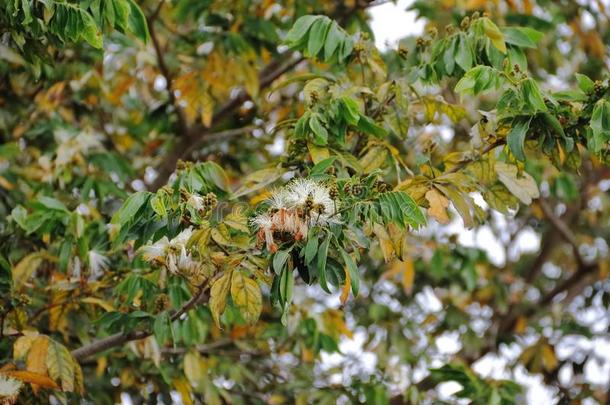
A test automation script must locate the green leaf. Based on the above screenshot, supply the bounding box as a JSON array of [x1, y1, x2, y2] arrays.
[[273, 250, 290, 275], [455, 34, 473, 71], [340, 96, 361, 125], [79, 9, 103, 48], [153, 311, 172, 346], [379, 191, 426, 229], [279, 266, 294, 306], [324, 21, 342, 61], [310, 157, 336, 176], [501, 27, 543, 48], [307, 17, 330, 58], [317, 234, 331, 293], [455, 66, 501, 96], [521, 79, 547, 112], [575, 73, 595, 94], [309, 114, 328, 145], [111, 191, 150, 225], [357, 115, 387, 138], [339, 249, 359, 296], [507, 116, 532, 161], [127, 0, 150, 43], [230, 271, 262, 325], [285, 15, 318, 45], [589, 99, 610, 152], [304, 235, 319, 264], [199, 161, 230, 191]]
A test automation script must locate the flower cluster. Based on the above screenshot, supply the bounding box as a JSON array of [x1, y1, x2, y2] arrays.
[[251, 179, 340, 252], [140, 228, 206, 285]]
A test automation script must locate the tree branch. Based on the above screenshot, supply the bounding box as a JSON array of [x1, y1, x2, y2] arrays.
[[446, 139, 506, 175], [146, 1, 190, 139], [539, 198, 585, 268], [150, 55, 304, 190], [71, 286, 209, 362]]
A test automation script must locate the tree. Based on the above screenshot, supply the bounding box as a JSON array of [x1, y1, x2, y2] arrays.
[[1, 0, 609, 403]]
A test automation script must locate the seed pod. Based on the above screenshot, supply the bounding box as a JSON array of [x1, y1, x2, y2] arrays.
[[154, 294, 171, 313], [329, 184, 339, 200], [460, 16, 470, 30]]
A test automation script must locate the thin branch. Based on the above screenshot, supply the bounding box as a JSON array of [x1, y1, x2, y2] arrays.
[[446, 139, 506, 175], [146, 1, 190, 138], [539, 198, 585, 268], [71, 286, 209, 362]]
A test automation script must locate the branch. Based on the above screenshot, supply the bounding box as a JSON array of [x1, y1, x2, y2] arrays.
[[539, 198, 585, 268], [149, 1, 374, 190], [446, 139, 506, 175], [146, 1, 189, 138], [150, 55, 304, 190], [71, 286, 209, 362]]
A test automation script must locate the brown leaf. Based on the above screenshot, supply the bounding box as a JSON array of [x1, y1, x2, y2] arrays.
[[425, 188, 450, 224]]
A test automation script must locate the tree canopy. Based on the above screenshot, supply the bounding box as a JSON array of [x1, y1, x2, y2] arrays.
[[1, 0, 610, 403]]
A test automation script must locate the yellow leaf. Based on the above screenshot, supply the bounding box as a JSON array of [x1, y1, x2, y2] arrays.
[[400, 259, 415, 295], [514, 316, 528, 334], [359, 146, 388, 173], [26, 336, 49, 393], [12, 252, 46, 290], [183, 351, 206, 388], [173, 378, 194, 405], [373, 223, 395, 262], [209, 271, 232, 328], [307, 142, 329, 164], [387, 259, 415, 294], [425, 188, 450, 224], [72, 358, 84, 395], [1, 370, 60, 390], [541, 344, 558, 371], [80, 297, 115, 312], [322, 309, 353, 339], [13, 334, 38, 360], [0, 175, 14, 190], [46, 339, 76, 392], [200, 90, 214, 127], [340, 266, 351, 305], [230, 271, 262, 325], [495, 162, 540, 204], [482, 18, 506, 53]]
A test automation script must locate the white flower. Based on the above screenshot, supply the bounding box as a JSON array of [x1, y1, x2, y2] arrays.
[[285, 178, 339, 226], [168, 227, 193, 250], [251, 213, 277, 252], [187, 194, 205, 211], [140, 236, 170, 262], [0, 375, 22, 402], [167, 247, 194, 274], [251, 179, 340, 251], [88, 250, 109, 280]]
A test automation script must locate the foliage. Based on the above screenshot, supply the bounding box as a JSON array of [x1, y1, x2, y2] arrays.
[[1, 0, 610, 404]]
